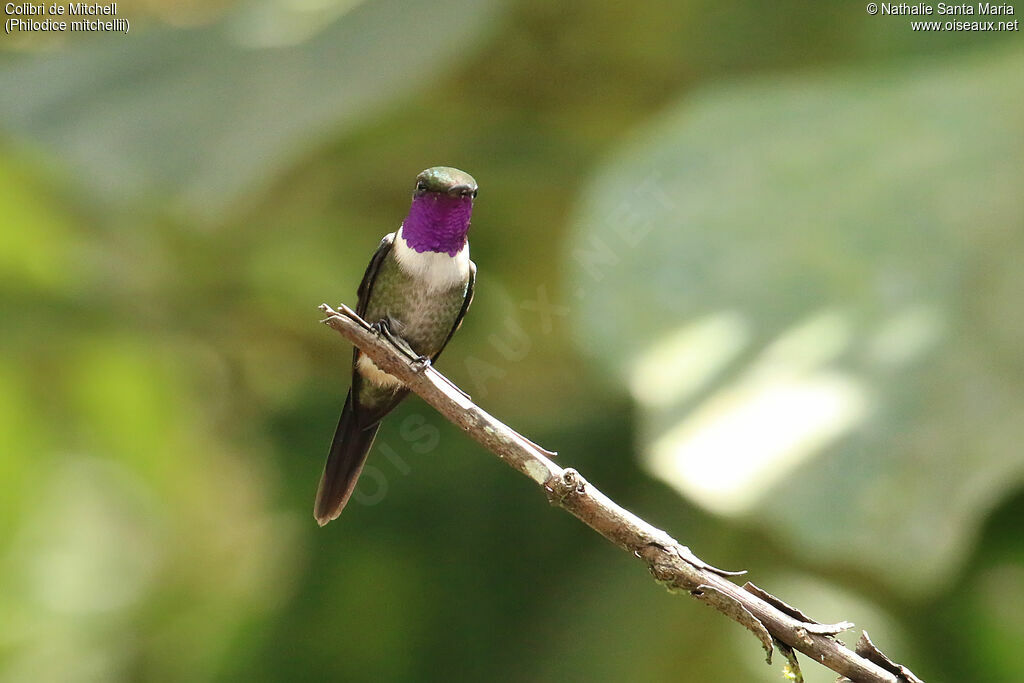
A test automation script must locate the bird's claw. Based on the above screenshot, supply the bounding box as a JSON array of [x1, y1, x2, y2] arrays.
[[372, 319, 424, 364]]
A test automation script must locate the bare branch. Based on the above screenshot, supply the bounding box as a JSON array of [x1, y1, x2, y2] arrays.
[[319, 303, 924, 683]]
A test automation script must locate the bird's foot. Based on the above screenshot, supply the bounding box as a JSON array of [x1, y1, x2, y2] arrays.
[[372, 319, 420, 362], [411, 355, 432, 374], [371, 319, 401, 347]]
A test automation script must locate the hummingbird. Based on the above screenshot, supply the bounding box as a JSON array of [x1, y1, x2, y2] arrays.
[[314, 166, 478, 526]]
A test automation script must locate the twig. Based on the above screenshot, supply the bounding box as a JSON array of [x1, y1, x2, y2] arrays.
[[318, 303, 924, 683]]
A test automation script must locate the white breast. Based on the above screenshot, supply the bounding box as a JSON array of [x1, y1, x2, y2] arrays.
[[392, 226, 470, 291], [357, 227, 471, 389]]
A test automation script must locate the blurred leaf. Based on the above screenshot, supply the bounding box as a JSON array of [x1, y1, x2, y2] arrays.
[[0, 0, 503, 221], [943, 492, 1024, 682], [567, 46, 1024, 595], [0, 363, 47, 537], [0, 155, 74, 291], [963, 562, 1024, 678]]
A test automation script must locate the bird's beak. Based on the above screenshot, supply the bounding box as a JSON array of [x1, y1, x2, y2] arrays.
[[448, 184, 475, 197]]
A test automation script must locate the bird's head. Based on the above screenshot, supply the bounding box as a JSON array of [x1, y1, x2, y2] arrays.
[[413, 166, 478, 199], [402, 166, 478, 256]]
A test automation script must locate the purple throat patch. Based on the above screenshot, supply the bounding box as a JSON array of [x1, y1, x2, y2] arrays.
[[400, 194, 473, 256]]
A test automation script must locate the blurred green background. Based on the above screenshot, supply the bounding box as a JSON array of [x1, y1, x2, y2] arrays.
[[1, 1, 1022, 681]]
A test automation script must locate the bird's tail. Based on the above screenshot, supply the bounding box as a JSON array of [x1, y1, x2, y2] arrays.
[[314, 390, 381, 526]]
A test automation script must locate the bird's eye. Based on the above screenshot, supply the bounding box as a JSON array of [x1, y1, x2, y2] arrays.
[[472, 190, 478, 198], [416, 181, 428, 193]]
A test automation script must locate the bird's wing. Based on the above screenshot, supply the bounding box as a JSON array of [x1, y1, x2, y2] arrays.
[[432, 259, 476, 362], [352, 232, 396, 374], [356, 232, 395, 318]]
